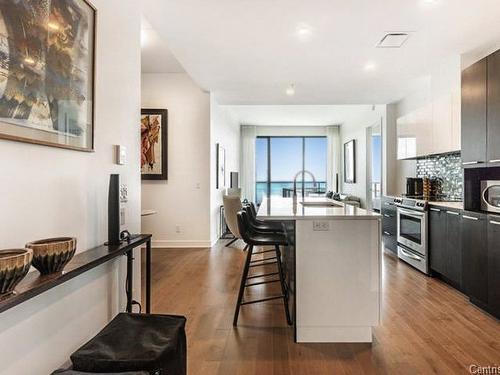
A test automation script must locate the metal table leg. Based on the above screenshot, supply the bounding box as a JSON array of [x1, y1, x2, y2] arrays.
[[146, 239, 152, 313], [126, 249, 133, 313]]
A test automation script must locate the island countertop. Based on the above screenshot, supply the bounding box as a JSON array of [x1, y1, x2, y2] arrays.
[[257, 197, 381, 220]]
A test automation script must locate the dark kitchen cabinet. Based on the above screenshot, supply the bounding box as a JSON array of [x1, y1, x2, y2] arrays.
[[381, 197, 397, 254], [429, 207, 447, 276], [487, 216, 500, 318], [445, 209, 462, 289], [462, 212, 488, 306], [462, 57, 487, 167], [429, 206, 462, 289], [487, 50, 500, 166]]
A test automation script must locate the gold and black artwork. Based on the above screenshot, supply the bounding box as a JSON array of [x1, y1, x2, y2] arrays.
[[0, 0, 95, 151]]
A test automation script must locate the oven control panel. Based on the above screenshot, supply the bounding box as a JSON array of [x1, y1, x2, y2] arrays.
[[393, 197, 427, 211]]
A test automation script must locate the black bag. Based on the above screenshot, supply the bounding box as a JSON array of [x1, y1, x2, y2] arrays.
[[71, 313, 187, 375], [52, 370, 148, 375]]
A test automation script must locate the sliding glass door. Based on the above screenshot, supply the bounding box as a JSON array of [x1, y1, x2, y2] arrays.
[[255, 136, 327, 205]]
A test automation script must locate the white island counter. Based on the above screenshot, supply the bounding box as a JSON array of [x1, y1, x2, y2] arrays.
[[258, 197, 381, 343]]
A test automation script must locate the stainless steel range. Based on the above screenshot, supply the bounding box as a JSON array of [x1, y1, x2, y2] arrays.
[[394, 197, 429, 274]]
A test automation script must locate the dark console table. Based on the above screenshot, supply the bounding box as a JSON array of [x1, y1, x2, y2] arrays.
[[0, 234, 152, 314]]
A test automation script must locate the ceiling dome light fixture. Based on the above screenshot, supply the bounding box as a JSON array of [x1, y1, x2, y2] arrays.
[[295, 23, 313, 42], [364, 62, 376, 72], [286, 84, 295, 96]]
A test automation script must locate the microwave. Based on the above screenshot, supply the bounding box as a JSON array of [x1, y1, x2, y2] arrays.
[[481, 180, 500, 213]]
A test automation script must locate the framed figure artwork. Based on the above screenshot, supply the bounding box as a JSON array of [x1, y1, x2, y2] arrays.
[[141, 109, 168, 180]]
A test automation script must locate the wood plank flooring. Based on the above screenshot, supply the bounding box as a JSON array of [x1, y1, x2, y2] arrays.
[[143, 241, 500, 375]]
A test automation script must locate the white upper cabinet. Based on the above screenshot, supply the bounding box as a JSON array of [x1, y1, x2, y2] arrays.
[[397, 98, 460, 159], [396, 103, 433, 159], [397, 56, 461, 159], [432, 94, 453, 154]]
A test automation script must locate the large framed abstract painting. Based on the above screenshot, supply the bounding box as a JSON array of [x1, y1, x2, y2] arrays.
[[141, 109, 168, 180], [0, 0, 96, 151]]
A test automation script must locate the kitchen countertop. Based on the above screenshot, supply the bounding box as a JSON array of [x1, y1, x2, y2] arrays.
[[427, 201, 464, 210], [257, 197, 381, 220], [383, 195, 464, 211]]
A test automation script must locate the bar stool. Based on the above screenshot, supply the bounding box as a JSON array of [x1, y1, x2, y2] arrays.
[[233, 210, 292, 326], [243, 202, 285, 233]]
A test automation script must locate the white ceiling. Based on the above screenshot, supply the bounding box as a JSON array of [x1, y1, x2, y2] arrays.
[[227, 105, 384, 126], [141, 17, 184, 74], [143, 0, 500, 104]]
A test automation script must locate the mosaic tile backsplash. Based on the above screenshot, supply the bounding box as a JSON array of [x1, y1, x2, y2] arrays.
[[416, 152, 463, 200]]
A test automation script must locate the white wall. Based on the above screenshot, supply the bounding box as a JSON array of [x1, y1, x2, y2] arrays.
[[210, 96, 241, 243], [255, 126, 327, 137], [141, 73, 212, 248], [340, 106, 386, 208], [0, 1, 141, 373]]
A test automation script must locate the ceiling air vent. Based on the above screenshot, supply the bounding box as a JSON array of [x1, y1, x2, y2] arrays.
[[376, 32, 410, 48]]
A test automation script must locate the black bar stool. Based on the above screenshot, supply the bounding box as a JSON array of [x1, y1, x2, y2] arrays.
[[243, 202, 285, 234], [233, 210, 292, 326]]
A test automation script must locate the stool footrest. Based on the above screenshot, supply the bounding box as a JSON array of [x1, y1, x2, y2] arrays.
[[250, 257, 277, 263], [249, 261, 277, 268], [247, 272, 280, 279], [245, 279, 280, 287], [252, 249, 275, 255], [241, 295, 285, 305]]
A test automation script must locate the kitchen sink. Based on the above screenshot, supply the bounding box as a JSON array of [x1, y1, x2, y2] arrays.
[[299, 201, 342, 207]]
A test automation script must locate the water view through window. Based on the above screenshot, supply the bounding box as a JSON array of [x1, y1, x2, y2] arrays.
[[256, 136, 327, 205]]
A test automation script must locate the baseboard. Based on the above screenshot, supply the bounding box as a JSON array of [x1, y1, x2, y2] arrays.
[[152, 240, 213, 248], [296, 326, 373, 343]]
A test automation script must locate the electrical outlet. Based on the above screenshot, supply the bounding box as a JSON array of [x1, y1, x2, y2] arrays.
[[120, 207, 126, 225], [313, 221, 329, 231], [175, 225, 181, 233]]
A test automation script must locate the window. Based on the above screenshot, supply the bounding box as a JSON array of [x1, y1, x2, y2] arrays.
[[255, 136, 327, 205]]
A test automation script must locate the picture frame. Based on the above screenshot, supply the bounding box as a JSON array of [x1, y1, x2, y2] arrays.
[[216, 143, 226, 189], [0, 0, 96, 152], [344, 139, 356, 183], [141, 109, 168, 180]]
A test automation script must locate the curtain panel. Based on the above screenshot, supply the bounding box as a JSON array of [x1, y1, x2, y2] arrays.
[[326, 125, 341, 192], [240, 125, 257, 202]]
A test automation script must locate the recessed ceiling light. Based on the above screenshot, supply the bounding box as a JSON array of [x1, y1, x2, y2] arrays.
[[295, 23, 313, 42], [364, 62, 376, 72], [286, 84, 295, 96]]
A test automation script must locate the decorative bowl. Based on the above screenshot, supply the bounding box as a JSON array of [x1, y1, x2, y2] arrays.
[[0, 249, 33, 295], [26, 237, 77, 275]]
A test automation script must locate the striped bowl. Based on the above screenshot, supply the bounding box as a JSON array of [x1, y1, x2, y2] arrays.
[[26, 237, 77, 275], [0, 249, 33, 295]]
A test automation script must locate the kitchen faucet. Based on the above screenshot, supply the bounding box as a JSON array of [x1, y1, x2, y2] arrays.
[[293, 170, 317, 201]]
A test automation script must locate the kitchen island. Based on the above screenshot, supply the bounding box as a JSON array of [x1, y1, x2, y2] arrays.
[[258, 197, 381, 343]]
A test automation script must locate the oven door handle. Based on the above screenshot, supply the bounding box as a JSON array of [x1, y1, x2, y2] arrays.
[[398, 208, 425, 218], [400, 248, 422, 261]]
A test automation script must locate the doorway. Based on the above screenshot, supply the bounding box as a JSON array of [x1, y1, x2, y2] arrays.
[[366, 119, 383, 211]]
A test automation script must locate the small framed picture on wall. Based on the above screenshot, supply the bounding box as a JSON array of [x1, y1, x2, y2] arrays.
[[344, 139, 356, 183], [141, 109, 168, 180], [216, 143, 226, 188]]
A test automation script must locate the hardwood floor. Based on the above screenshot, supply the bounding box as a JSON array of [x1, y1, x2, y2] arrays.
[[143, 241, 500, 375]]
